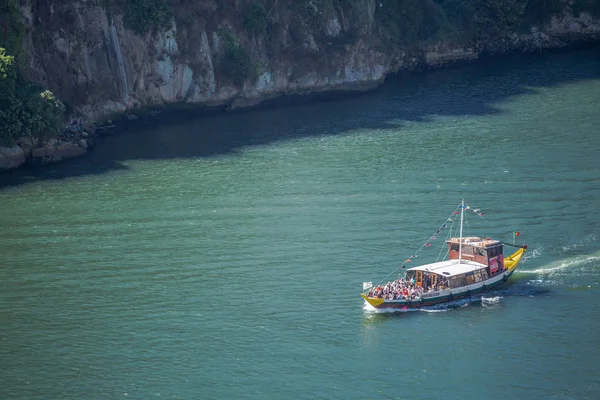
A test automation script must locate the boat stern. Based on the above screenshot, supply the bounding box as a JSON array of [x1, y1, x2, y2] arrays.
[[505, 247, 526, 274]]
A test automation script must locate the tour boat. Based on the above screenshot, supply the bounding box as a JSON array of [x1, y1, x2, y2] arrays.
[[361, 200, 527, 309]]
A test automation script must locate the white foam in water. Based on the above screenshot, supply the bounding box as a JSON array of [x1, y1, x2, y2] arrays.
[[526, 278, 559, 287], [524, 247, 543, 261], [362, 303, 418, 313], [420, 308, 449, 313], [363, 302, 445, 313], [522, 252, 600, 275], [561, 243, 584, 252], [522, 235, 597, 266], [558, 234, 597, 253], [481, 296, 502, 303], [566, 234, 597, 250]]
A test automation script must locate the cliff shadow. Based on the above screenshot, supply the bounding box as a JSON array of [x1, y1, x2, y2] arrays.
[[1, 48, 599, 189]]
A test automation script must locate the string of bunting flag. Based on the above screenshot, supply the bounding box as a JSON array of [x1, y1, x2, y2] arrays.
[[400, 203, 486, 268]]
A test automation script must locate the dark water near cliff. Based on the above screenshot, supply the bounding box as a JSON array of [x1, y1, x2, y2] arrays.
[[1, 48, 600, 399]]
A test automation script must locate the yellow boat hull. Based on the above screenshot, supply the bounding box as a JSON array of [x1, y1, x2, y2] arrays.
[[504, 247, 526, 274], [361, 293, 385, 307]]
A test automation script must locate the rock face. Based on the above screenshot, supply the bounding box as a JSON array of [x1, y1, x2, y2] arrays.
[[30, 139, 88, 165], [0, 129, 94, 170], [0, 145, 26, 171], [16, 1, 599, 121], [1, 1, 600, 171]]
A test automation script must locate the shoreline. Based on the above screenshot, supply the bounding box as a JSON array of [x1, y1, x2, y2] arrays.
[[1, 40, 599, 173]]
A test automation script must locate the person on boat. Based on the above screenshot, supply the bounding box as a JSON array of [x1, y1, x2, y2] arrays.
[[424, 274, 431, 289]]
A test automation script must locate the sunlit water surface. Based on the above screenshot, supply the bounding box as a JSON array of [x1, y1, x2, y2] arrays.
[[1, 49, 599, 399]]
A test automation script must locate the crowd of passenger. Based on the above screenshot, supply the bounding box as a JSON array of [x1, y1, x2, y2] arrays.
[[367, 276, 450, 300]]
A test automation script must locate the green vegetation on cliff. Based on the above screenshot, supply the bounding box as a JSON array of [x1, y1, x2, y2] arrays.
[[218, 29, 257, 87], [244, 2, 269, 34], [123, 0, 173, 35], [0, 0, 23, 60], [374, 0, 574, 45], [232, 0, 591, 50], [0, 48, 66, 144], [1, 0, 65, 145]]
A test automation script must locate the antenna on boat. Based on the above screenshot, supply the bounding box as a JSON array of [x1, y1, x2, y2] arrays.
[[458, 198, 465, 264]]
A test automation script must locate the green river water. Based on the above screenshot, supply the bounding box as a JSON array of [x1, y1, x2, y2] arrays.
[[1, 48, 600, 399]]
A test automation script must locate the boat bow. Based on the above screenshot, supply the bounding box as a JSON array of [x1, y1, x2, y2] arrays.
[[361, 293, 385, 307]]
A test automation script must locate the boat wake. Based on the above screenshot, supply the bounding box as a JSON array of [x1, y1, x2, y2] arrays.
[[523, 247, 543, 261], [520, 234, 597, 267], [518, 251, 600, 276], [557, 233, 597, 253], [513, 233, 599, 289], [503, 246, 600, 296]]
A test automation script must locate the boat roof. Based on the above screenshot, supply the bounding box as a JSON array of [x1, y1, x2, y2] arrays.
[[446, 236, 502, 248], [406, 259, 487, 277]]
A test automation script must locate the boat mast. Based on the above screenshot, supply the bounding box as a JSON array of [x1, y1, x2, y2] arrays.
[[458, 198, 464, 264]]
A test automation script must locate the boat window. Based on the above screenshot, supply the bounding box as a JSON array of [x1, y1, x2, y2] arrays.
[[466, 273, 475, 285], [481, 269, 489, 280], [450, 243, 459, 252], [422, 273, 434, 289], [488, 246, 501, 258], [473, 270, 482, 282], [475, 247, 485, 257], [463, 246, 474, 255], [450, 275, 467, 288]]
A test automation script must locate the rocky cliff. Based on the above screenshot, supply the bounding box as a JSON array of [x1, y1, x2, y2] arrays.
[[2, 0, 600, 170]]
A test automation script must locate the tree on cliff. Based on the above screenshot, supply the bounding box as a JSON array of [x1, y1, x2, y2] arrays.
[[0, 47, 65, 145], [0, 47, 15, 95]]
